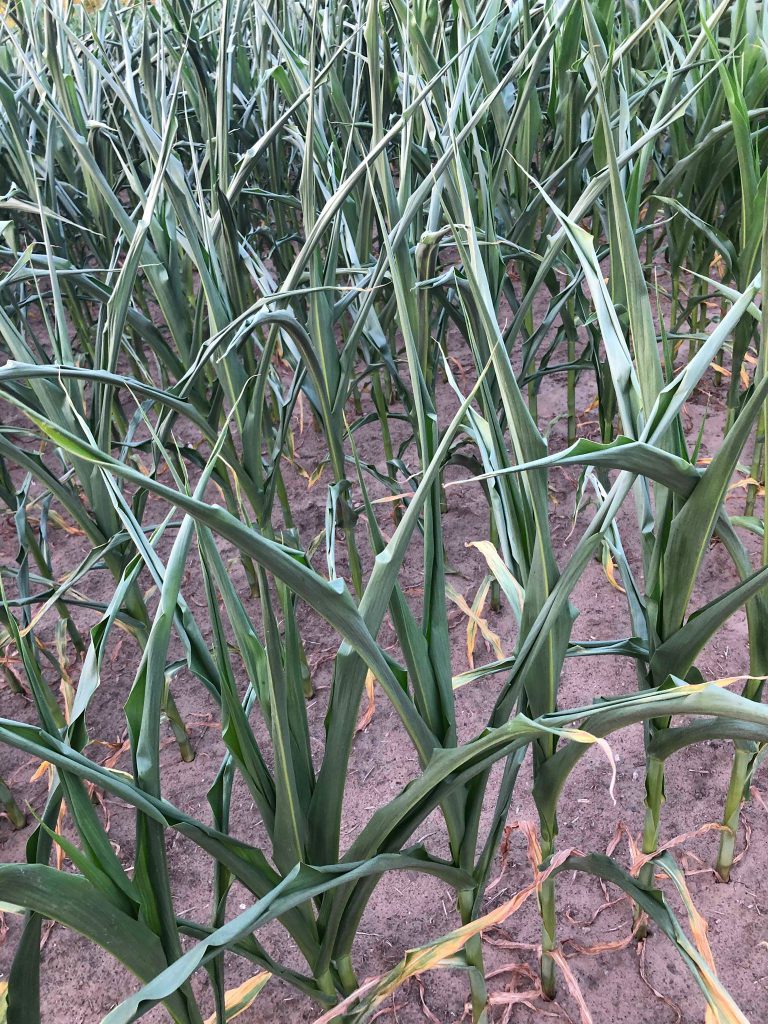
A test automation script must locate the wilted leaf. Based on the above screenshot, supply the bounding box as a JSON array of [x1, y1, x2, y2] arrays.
[[203, 972, 271, 1024]]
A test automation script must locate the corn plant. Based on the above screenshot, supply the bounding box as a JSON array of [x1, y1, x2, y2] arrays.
[[0, 1, 767, 1022]]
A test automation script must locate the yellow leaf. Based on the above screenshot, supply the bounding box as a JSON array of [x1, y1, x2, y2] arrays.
[[306, 465, 325, 489], [666, 674, 767, 698], [445, 582, 504, 669], [0, 2, 18, 29], [47, 510, 85, 536], [371, 490, 414, 505], [466, 541, 524, 621], [355, 672, 376, 735], [203, 972, 271, 1024], [313, 851, 574, 1024], [548, 950, 594, 1024], [662, 868, 747, 1024], [297, 392, 305, 435], [466, 577, 491, 669], [601, 548, 625, 594], [710, 252, 725, 277], [560, 731, 617, 804], [727, 477, 760, 493], [30, 761, 51, 783]]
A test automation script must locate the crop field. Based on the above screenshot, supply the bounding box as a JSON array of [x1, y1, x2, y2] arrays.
[[1, 0, 768, 1021]]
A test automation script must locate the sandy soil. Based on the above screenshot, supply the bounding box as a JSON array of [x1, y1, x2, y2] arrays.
[[0, 291, 766, 1023]]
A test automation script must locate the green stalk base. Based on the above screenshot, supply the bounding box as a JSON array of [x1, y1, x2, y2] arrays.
[[538, 872, 558, 999], [458, 889, 489, 1023], [3, 797, 25, 830], [716, 747, 752, 882]]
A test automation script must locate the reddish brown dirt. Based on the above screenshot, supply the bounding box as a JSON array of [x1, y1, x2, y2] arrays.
[[0, 300, 767, 1023]]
